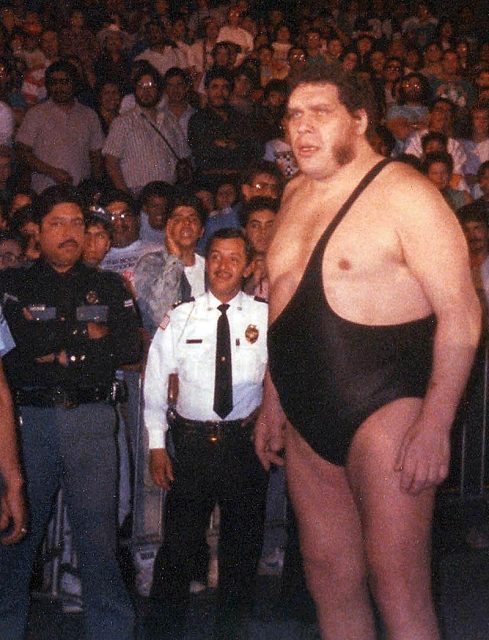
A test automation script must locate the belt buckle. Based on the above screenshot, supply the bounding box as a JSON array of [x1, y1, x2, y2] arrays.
[[208, 422, 220, 444], [55, 388, 78, 410]]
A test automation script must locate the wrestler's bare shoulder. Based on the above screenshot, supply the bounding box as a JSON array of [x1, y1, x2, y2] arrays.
[[370, 161, 459, 227]]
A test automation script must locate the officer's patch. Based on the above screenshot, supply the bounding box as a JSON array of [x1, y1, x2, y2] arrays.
[[159, 313, 170, 330], [245, 324, 259, 343], [86, 291, 99, 304]]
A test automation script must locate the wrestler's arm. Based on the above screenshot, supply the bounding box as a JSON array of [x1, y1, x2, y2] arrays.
[[253, 180, 298, 471], [254, 368, 287, 471], [393, 168, 481, 496]]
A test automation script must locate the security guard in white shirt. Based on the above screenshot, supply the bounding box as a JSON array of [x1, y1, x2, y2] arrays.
[[144, 228, 268, 640]]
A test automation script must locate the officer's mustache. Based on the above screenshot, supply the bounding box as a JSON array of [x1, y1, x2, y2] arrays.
[[59, 239, 79, 248]]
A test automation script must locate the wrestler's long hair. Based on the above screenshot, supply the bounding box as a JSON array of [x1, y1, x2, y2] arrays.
[[287, 63, 378, 137]]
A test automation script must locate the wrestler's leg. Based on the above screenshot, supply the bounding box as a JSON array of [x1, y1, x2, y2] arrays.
[[285, 424, 377, 640], [348, 397, 439, 640]]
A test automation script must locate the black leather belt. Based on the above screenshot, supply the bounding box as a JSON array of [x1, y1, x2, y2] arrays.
[[14, 384, 119, 409], [173, 413, 254, 444]]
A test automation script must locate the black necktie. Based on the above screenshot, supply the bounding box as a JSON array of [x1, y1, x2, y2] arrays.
[[213, 304, 233, 419]]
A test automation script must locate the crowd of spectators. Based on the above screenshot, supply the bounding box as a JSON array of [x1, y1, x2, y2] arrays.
[[0, 0, 487, 233]]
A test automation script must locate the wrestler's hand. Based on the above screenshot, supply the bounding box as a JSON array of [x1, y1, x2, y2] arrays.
[[254, 407, 285, 471], [394, 418, 450, 496], [149, 448, 174, 491]]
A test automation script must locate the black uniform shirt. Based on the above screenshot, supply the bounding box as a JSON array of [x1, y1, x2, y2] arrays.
[[0, 259, 142, 390]]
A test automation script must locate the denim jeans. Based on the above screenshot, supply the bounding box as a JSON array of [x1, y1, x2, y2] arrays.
[[0, 403, 135, 640]]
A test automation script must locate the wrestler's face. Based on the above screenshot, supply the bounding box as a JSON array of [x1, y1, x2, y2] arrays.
[[206, 237, 252, 303], [287, 83, 367, 181]]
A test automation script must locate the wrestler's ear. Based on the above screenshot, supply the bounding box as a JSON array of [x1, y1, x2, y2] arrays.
[[353, 108, 369, 135]]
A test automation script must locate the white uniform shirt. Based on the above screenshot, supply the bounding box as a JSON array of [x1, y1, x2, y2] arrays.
[[144, 290, 268, 449], [184, 254, 206, 298]]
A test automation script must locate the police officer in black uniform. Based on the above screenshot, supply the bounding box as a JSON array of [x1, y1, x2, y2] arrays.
[[0, 184, 141, 640]]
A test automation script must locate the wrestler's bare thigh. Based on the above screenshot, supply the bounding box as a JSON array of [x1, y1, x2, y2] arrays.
[[286, 398, 440, 640]]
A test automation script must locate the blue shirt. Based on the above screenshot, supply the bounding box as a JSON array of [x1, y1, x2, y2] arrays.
[[197, 205, 242, 254], [0, 307, 14, 357]]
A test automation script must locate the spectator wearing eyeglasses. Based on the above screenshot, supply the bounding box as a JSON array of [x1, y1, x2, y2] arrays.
[[381, 56, 404, 112], [103, 65, 191, 194], [98, 189, 160, 289], [197, 161, 283, 254]]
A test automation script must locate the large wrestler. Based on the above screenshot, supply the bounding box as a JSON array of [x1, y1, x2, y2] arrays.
[[254, 64, 481, 640]]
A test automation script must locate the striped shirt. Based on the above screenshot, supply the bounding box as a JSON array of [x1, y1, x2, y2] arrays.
[[103, 106, 190, 193]]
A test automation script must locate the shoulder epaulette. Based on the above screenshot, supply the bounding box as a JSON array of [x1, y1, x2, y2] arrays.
[[172, 297, 194, 309], [254, 296, 268, 304]]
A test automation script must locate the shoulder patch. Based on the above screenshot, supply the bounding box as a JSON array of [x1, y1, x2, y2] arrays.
[[254, 296, 268, 304], [159, 313, 171, 330]]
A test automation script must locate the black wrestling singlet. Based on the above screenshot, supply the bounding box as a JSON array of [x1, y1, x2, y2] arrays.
[[268, 159, 435, 465]]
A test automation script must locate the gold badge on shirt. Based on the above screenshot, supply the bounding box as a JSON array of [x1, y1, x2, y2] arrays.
[[86, 291, 99, 304], [245, 324, 259, 344]]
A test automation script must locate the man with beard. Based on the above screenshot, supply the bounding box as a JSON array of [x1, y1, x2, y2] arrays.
[[254, 65, 480, 640], [188, 66, 262, 189], [0, 184, 141, 640], [103, 64, 190, 194], [16, 61, 104, 194], [386, 71, 430, 146]]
